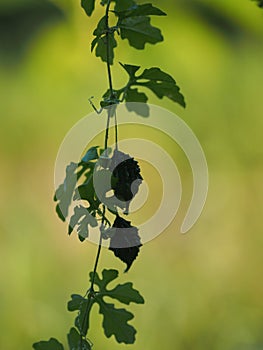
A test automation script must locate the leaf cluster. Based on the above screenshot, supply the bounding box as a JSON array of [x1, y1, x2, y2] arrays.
[[54, 147, 143, 271], [81, 0, 186, 114], [68, 269, 144, 344]]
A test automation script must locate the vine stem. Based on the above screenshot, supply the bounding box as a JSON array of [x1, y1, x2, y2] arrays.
[[90, 0, 113, 293]]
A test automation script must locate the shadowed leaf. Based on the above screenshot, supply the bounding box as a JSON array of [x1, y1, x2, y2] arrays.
[[67, 327, 92, 350], [109, 216, 142, 272], [96, 297, 136, 344], [120, 63, 186, 107], [68, 295, 95, 336], [115, 3, 166, 19], [81, 0, 96, 16], [118, 16, 163, 49], [33, 338, 64, 350], [54, 162, 78, 221]]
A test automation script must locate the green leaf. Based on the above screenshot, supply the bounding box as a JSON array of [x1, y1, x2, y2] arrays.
[[114, 0, 136, 12], [54, 162, 78, 221], [118, 16, 164, 49], [90, 269, 144, 304], [73, 171, 99, 211], [96, 33, 117, 64], [90, 269, 119, 291], [96, 297, 136, 344], [77, 211, 98, 241], [81, 0, 95, 17], [81, 146, 99, 163], [120, 64, 186, 107], [115, 4, 166, 19], [67, 327, 92, 350], [68, 295, 95, 336], [91, 16, 117, 65], [69, 270, 144, 344], [33, 338, 64, 350], [106, 282, 144, 305], [119, 63, 140, 78], [68, 205, 98, 241], [68, 294, 85, 312]]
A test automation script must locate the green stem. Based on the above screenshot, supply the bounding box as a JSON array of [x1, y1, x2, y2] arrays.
[[90, 0, 113, 293]]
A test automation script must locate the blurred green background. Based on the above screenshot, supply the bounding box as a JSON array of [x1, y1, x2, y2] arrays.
[[1, 0, 263, 349]]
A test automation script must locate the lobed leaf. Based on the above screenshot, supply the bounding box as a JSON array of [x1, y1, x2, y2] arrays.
[[91, 16, 117, 64], [96, 297, 136, 344], [81, 0, 96, 17], [90, 269, 119, 291], [33, 338, 64, 350], [115, 3, 166, 19], [89, 269, 144, 304], [105, 282, 144, 305], [120, 63, 186, 107], [68, 205, 98, 241], [54, 162, 78, 221], [118, 16, 164, 49]]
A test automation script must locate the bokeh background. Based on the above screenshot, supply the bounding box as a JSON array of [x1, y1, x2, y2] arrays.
[[1, 0, 263, 349]]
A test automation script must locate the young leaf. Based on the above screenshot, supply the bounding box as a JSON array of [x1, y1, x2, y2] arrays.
[[67, 327, 92, 350], [96, 297, 136, 344], [115, 4, 166, 19], [33, 338, 64, 350], [81, 0, 96, 17], [118, 16, 164, 49], [109, 216, 142, 272], [54, 162, 78, 221]]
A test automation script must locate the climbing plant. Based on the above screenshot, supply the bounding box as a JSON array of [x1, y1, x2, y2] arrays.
[[33, 0, 185, 349], [32, 1, 263, 349]]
